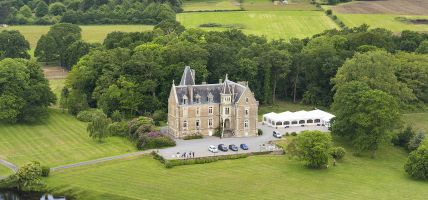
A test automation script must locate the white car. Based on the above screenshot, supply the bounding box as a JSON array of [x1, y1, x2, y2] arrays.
[[208, 145, 218, 153], [273, 131, 282, 138]]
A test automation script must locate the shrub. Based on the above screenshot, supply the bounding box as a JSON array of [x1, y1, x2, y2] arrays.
[[325, 9, 332, 15], [76, 109, 103, 122], [128, 116, 154, 139], [183, 134, 203, 140], [258, 129, 263, 136], [285, 132, 290, 136], [392, 126, 415, 148], [331, 15, 337, 20], [404, 142, 428, 180], [295, 131, 332, 168], [137, 132, 176, 150], [291, 132, 297, 136], [164, 154, 249, 168], [408, 132, 426, 152], [152, 110, 166, 126], [107, 121, 128, 136], [111, 110, 122, 122], [330, 147, 346, 160], [41, 166, 50, 177]]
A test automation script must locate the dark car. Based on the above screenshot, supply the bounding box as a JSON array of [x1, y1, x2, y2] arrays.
[[240, 144, 249, 150], [229, 144, 239, 151], [218, 144, 228, 152]]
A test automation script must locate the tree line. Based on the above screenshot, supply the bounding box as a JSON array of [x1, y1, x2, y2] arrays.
[[0, 0, 181, 25]]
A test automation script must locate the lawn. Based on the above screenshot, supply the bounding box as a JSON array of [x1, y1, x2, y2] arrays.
[[49, 79, 65, 107], [0, 109, 136, 168], [0, 165, 13, 177], [1, 25, 154, 49], [45, 139, 428, 200], [177, 11, 338, 40], [335, 14, 428, 33], [402, 112, 428, 132], [182, 0, 241, 11], [242, 0, 320, 11]]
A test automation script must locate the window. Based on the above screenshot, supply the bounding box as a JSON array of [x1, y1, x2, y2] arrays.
[[245, 108, 249, 116], [208, 93, 213, 103], [276, 121, 282, 126], [182, 95, 188, 105], [225, 107, 230, 115], [208, 118, 213, 128], [244, 120, 249, 129], [195, 94, 201, 104], [246, 97, 249, 103], [196, 107, 200, 115], [284, 121, 290, 125], [307, 119, 313, 123], [291, 121, 298, 125], [314, 119, 321, 123], [208, 106, 213, 114], [196, 120, 200, 128], [183, 120, 187, 128], [299, 120, 305, 124]]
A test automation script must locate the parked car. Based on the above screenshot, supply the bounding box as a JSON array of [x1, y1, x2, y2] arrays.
[[229, 144, 239, 151], [209, 145, 218, 153], [240, 144, 249, 150], [273, 131, 282, 138], [218, 144, 228, 152]]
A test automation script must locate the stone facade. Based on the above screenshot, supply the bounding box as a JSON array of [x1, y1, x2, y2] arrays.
[[168, 66, 259, 138]]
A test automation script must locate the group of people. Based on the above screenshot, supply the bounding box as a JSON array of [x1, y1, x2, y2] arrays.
[[176, 151, 195, 159]]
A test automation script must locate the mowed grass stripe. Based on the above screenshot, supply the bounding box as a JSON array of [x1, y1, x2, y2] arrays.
[[46, 148, 428, 200], [177, 11, 339, 40], [0, 109, 136, 167]]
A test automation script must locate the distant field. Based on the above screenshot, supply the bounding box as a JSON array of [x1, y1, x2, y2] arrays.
[[177, 11, 338, 40], [182, 0, 240, 11], [46, 140, 428, 200], [242, 0, 320, 11], [336, 14, 428, 33], [1, 25, 154, 49], [0, 109, 136, 168], [329, 0, 428, 15]]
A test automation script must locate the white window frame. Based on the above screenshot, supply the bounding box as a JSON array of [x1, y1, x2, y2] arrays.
[[208, 118, 213, 128], [196, 119, 200, 129], [208, 106, 213, 114], [183, 120, 188, 129], [244, 120, 249, 129]]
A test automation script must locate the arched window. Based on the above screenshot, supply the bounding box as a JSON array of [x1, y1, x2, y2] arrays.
[[276, 121, 282, 126], [315, 119, 321, 123], [291, 121, 298, 125], [299, 120, 305, 124], [307, 119, 313, 123], [284, 121, 290, 125]]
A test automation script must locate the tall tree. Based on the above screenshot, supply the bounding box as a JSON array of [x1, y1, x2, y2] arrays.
[[64, 40, 91, 69], [34, 34, 58, 62], [87, 111, 110, 142], [0, 30, 30, 59], [35, 1, 49, 17]]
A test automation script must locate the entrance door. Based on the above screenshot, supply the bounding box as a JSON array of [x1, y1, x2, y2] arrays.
[[224, 119, 230, 129]]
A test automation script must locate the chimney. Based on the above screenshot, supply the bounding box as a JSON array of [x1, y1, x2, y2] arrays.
[[219, 79, 223, 84]]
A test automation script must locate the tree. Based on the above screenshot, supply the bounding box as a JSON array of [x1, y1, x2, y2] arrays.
[[352, 90, 400, 157], [333, 50, 416, 105], [404, 141, 428, 180], [35, 23, 82, 66], [14, 161, 44, 191], [295, 131, 332, 168], [154, 20, 185, 35], [49, 2, 66, 16], [19, 5, 32, 18], [34, 34, 58, 62], [64, 40, 91, 69], [35, 1, 49, 17], [0, 59, 56, 123], [0, 30, 31, 59], [87, 110, 110, 142], [392, 126, 415, 149]]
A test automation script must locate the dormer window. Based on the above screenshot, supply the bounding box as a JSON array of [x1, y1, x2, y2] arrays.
[[208, 92, 213, 103], [182, 95, 188, 105], [195, 94, 201, 104]]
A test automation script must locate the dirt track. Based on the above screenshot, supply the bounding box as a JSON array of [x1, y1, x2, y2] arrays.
[[332, 0, 428, 15], [43, 66, 68, 80]]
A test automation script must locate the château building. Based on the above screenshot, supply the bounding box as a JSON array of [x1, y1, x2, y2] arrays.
[[168, 66, 259, 138]]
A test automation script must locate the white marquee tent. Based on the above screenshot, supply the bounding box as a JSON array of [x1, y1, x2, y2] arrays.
[[263, 109, 335, 128]]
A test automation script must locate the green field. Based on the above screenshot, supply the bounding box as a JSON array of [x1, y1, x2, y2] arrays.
[[242, 0, 320, 11], [336, 14, 428, 33], [403, 112, 428, 132], [45, 139, 428, 200], [49, 79, 65, 107], [1, 25, 154, 49], [0, 165, 13, 177], [177, 11, 338, 40], [0, 109, 136, 168], [182, 0, 240, 11]]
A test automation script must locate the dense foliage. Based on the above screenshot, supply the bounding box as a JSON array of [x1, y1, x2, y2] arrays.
[[1, 0, 181, 25], [0, 161, 45, 191], [392, 126, 415, 149], [0, 58, 56, 123], [404, 140, 428, 180], [61, 25, 427, 119], [87, 110, 111, 141], [295, 131, 332, 169], [0, 30, 30, 59]]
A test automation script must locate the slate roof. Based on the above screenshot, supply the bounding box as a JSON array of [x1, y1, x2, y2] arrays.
[[174, 67, 246, 105]]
